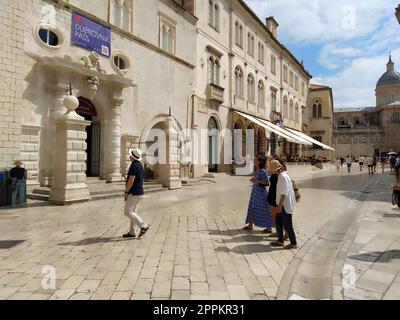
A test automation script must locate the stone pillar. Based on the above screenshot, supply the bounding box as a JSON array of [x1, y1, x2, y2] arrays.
[[49, 111, 91, 205], [158, 116, 182, 189], [40, 83, 70, 187], [106, 94, 123, 182]]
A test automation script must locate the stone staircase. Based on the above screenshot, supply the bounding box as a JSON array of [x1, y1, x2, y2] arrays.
[[27, 178, 167, 202]]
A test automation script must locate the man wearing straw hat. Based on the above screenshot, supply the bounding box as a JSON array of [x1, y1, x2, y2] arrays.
[[269, 160, 298, 250], [123, 148, 149, 239], [9, 160, 27, 208]]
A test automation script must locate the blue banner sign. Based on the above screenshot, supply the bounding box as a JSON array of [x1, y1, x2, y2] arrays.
[[71, 12, 111, 57]]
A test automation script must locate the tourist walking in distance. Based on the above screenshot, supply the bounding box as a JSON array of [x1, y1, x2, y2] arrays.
[[346, 155, 352, 173], [358, 155, 365, 172], [380, 156, 386, 173], [270, 160, 297, 250], [340, 156, 345, 168], [366, 155, 374, 175], [335, 157, 341, 172], [9, 160, 27, 208], [373, 156, 377, 173], [243, 155, 273, 232], [123, 149, 149, 239]]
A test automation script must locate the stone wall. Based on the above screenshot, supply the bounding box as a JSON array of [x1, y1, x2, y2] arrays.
[[0, 0, 26, 169]]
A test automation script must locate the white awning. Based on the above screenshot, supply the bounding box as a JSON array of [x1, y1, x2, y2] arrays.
[[235, 111, 312, 146], [286, 128, 335, 151]]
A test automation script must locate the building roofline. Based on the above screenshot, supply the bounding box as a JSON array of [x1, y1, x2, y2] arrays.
[[236, 0, 312, 80]]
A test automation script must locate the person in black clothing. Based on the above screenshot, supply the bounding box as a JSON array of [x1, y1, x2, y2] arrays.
[[9, 160, 27, 208], [123, 149, 149, 239]]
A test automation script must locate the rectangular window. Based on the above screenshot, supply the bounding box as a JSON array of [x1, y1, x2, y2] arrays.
[[283, 65, 288, 82], [289, 71, 294, 87], [271, 55, 276, 75], [258, 43, 264, 64], [295, 75, 299, 91], [160, 14, 176, 55], [301, 82, 305, 96]]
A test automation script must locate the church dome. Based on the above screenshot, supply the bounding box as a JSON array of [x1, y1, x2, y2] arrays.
[[377, 55, 400, 87]]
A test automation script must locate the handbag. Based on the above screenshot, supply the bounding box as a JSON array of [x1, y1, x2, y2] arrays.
[[291, 180, 301, 203]]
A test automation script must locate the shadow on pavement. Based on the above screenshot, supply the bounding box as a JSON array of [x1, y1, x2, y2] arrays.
[[59, 237, 135, 246], [348, 250, 400, 263], [215, 243, 277, 254], [300, 173, 396, 203]]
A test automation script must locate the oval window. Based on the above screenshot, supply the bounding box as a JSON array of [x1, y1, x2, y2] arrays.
[[111, 51, 130, 73], [38, 27, 59, 46], [34, 24, 64, 50], [114, 55, 126, 70]]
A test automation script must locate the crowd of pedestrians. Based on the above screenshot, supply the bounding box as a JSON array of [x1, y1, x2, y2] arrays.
[[335, 154, 399, 177]]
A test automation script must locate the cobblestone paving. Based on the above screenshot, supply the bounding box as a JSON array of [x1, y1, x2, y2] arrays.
[[341, 173, 400, 300], [1, 169, 398, 300]]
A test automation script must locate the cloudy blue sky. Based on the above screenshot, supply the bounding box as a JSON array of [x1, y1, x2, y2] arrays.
[[244, 0, 400, 108]]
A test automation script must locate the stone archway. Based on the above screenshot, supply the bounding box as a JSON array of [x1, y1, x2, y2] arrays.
[[76, 97, 101, 177], [208, 116, 219, 173]]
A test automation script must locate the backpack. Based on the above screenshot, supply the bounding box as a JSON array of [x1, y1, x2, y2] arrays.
[[291, 180, 301, 203]]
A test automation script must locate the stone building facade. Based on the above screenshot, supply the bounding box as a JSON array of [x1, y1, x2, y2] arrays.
[[333, 56, 400, 158], [304, 84, 334, 160], [0, 0, 334, 203]]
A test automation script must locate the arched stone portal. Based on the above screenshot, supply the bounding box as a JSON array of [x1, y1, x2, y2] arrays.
[[208, 117, 219, 172], [76, 97, 101, 177]]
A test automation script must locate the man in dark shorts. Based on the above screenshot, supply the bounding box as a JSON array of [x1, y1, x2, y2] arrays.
[[123, 149, 149, 239]]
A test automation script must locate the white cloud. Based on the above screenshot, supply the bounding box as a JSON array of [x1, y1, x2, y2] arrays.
[[244, 0, 400, 108], [245, 0, 398, 43], [319, 44, 363, 70], [313, 50, 400, 107]]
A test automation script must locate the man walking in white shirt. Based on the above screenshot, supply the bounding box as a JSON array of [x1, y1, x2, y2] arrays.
[[269, 160, 297, 250]]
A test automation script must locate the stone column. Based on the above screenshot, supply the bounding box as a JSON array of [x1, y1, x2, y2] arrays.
[[158, 116, 182, 189], [49, 111, 91, 204], [106, 94, 123, 182], [40, 83, 70, 187]]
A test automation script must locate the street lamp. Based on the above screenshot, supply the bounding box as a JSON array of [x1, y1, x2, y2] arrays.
[[396, 4, 400, 24]]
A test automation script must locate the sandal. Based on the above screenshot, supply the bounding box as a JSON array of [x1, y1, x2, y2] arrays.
[[284, 244, 298, 250], [122, 232, 136, 238], [242, 226, 254, 231], [270, 241, 284, 247], [138, 226, 150, 238], [263, 228, 273, 234]]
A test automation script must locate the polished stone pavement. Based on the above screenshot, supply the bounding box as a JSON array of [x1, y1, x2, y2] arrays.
[[0, 166, 399, 300]]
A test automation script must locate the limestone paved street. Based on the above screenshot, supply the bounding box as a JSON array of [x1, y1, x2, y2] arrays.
[[0, 167, 399, 300]]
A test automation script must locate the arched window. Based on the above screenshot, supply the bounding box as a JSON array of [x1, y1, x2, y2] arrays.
[[208, 56, 220, 85], [214, 4, 219, 30], [258, 80, 265, 107], [270, 88, 277, 112], [208, 0, 213, 25], [283, 95, 288, 117], [295, 103, 299, 121], [111, 0, 133, 33], [235, 66, 243, 97], [289, 99, 294, 120], [247, 33, 251, 55], [313, 100, 322, 118], [391, 112, 400, 122], [247, 73, 255, 103]]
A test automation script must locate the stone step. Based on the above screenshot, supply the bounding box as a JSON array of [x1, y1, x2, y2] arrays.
[[27, 193, 49, 201], [90, 184, 163, 196], [27, 184, 167, 202], [90, 187, 167, 201]]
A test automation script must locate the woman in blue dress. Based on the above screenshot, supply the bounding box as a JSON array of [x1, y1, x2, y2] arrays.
[[243, 156, 273, 232]]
